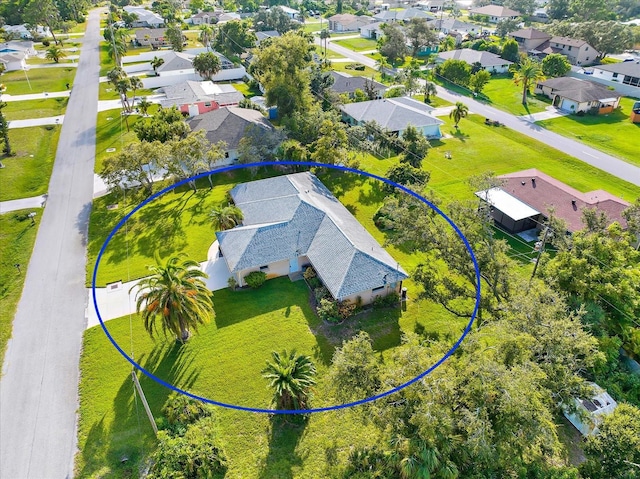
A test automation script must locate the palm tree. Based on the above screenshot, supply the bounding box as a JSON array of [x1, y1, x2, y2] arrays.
[[137, 97, 152, 116], [133, 252, 214, 342], [150, 56, 164, 75], [262, 350, 317, 410], [449, 101, 469, 128], [115, 77, 132, 113], [423, 81, 437, 103], [199, 25, 214, 51], [210, 204, 243, 231], [319, 29, 330, 61], [440, 36, 455, 52], [45, 45, 66, 63], [376, 57, 391, 80], [513, 58, 545, 105], [129, 76, 143, 108]]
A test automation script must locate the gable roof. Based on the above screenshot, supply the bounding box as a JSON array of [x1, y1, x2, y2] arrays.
[[255, 30, 280, 43], [0, 40, 35, 53], [216, 173, 408, 300], [0, 52, 26, 63], [469, 5, 520, 16], [124, 6, 164, 25], [341, 97, 443, 132], [437, 48, 513, 67], [329, 71, 387, 94], [157, 51, 194, 72], [374, 8, 433, 21], [594, 61, 640, 76], [427, 18, 478, 31], [161, 80, 244, 107], [134, 28, 166, 40], [550, 36, 589, 48], [497, 169, 629, 232], [187, 106, 274, 150], [508, 27, 550, 40], [537, 77, 621, 103]]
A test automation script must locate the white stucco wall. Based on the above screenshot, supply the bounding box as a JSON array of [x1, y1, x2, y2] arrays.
[[236, 259, 291, 287]]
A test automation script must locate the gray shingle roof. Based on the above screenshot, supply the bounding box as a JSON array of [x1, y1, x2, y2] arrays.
[[508, 27, 550, 40], [157, 51, 194, 72], [216, 172, 408, 300], [161, 81, 244, 107], [594, 61, 640, 76], [329, 71, 387, 94], [187, 106, 274, 150], [538, 77, 621, 102], [437, 48, 513, 67], [427, 18, 477, 31], [341, 97, 442, 132]]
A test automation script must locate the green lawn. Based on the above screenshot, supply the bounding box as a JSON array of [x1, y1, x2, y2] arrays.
[[98, 81, 155, 101], [0, 126, 61, 201], [231, 81, 261, 98], [3, 97, 68, 121], [330, 62, 381, 80], [99, 43, 116, 76], [78, 277, 418, 477], [0, 67, 77, 96], [334, 37, 379, 52], [537, 97, 640, 168], [481, 74, 552, 116], [0, 209, 42, 363]]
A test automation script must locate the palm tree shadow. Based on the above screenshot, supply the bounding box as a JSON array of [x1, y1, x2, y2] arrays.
[[450, 128, 469, 142], [258, 415, 309, 479]]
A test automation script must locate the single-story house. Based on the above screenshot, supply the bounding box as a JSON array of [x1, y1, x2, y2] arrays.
[[531, 36, 599, 66], [187, 106, 274, 161], [277, 6, 300, 20], [592, 61, 640, 89], [469, 5, 520, 22], [534, 77, 621, 114], [328, 14, 374, 32], [436, 48, 513, 74], [123, 6, 164, 28], [190, 10, 223, 25], [341, 97, 444, 139], [374, 8, 434, 23], [416, 0, 447, 12], [360, 21, 386, 40], [161, 80, 244, 116], [0, 52, 27, 72], [476, 168, 630, 233], [3, 24, 50, 40], [216, 172, 409, 304], [217, 12, 242, 23], [427, 18, 480, 35], [255, 30, 280, 44], [157, 51, 196, 76], [134, 28, 168, 48], [508, 27, 551, 51], [0, 40, 36, 57], [329, 71, 387, 99], [563, 383, 617, 436]]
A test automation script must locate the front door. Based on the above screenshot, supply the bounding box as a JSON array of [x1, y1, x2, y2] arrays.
[[289, 257, 299, 273]]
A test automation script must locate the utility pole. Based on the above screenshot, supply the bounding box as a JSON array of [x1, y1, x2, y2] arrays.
[[131, 371, 158, 435], [530, 226, 550, 281]]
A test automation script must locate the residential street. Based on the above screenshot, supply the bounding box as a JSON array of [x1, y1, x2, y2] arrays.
[[317, 37, 640, 186], [0, 8, 101, 479]]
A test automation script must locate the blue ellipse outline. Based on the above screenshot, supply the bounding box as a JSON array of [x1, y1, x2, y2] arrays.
[[92, 161, 480, 414]]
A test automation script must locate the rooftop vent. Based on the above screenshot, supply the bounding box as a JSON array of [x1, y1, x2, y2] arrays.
[[571, 199, 577, 206], [521, 181, 526, 185], [531, 178, 536, 185]]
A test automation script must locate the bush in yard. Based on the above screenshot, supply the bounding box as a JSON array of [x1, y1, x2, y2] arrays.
[[318, 297, 340, 323], [244, 271, 267, 288], [303, 266, 316, 280], [161, 392, 211, 428], [227, 276, 237, 290], [42, 40, 50, 47], [338, 300, 357, 320], [308, 276, 321, 289], [314, 286, 330, 303], [373, 292, 400, 309]]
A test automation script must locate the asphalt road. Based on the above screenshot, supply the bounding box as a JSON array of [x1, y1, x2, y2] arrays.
[[318, 37, 640, 186], [0, 9, 100, 479]]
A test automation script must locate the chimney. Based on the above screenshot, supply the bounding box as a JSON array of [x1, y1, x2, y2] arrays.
[[531, 178, 536, 186], [571, 199, 576, 206]]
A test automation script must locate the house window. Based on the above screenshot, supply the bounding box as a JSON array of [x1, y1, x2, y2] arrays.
[[372, 285, 385, 292], [586, 57, 589, 61], [225, 152, 229, 158], [204, 102, 211, 107], [260, 265, 269, 271], [585, 47, 589, 51], [613, 73, 618, 78], [568, 46, 572, 51]]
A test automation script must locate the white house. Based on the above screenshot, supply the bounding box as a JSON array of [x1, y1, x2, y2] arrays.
[[0, 52, 27, 72], [469, 5, 520, 22], [563, 383, 617, 436], [124, 6, 165, 28], [278, 6, 300, 20], [341, 97, 444, 139], [534, 77, 621, 114], [436, 48, 513, 74], [3, 24, 50, 39], [360, 21, 385, 40], [0, 41, 36, 57], [592, 61, 640, 89], [329, 14, 373, 32]]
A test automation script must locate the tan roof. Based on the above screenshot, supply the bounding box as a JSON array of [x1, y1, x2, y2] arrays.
[[469, 5, 520, 17], [550, 36, 588, 48], [498, 169, 629, 232], [509, 27, 550, 40]]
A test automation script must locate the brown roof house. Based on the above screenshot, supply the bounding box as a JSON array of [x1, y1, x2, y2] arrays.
[[534, 36, 599, 66], [328, 14, 374, 32], [436, 48, 513, 73], [508, 27, 551, 51], [476, 169, 630, 233], [534, 77, 621, 114], [469, 5, 520, 22]]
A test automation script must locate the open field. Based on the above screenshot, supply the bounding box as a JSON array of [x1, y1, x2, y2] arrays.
[[334, 37, 378, 52], [3, 97, 68, 121], [0, 67, 77, 96], [537, 96, 640, 168], [0, 126, 61, 201], [0, 209, 42, 362]]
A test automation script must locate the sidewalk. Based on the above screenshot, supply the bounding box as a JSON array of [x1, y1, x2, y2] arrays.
[[1, 90, 71, 101], [517, 106, 570, 123], [0, 194, 48, 214], [97, 93, 165, 112], [7, 115, 64, 128]]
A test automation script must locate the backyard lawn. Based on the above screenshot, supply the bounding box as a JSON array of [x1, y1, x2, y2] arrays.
[[3, 97, 69, 121], [0, 67, 77, 96], [0, 209, 42, 363], [481, 74, 552, 116], [333, 37, 379, 52], [0, 126, 61, 201], [537, 97, 640, 168], [330, 62, 381, 80]]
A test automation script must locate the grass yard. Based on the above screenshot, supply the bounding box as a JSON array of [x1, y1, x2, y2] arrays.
[[334, 37, 379, 52], [94, 108, 160, 173], [0, 126, 61, 201], [537, 97, 640, 168], [78, 277, 422, 477], [303, 21, 324, 33], [330, 62, 381, 80], [98, 81, 155, 101], [99, 43, 116, 76], [0, 209, 42, 362], [481, 74, 552, 116], [3, 97, 68, 121], [231, 81, 261, 98], [0, 67, 77, 96]]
